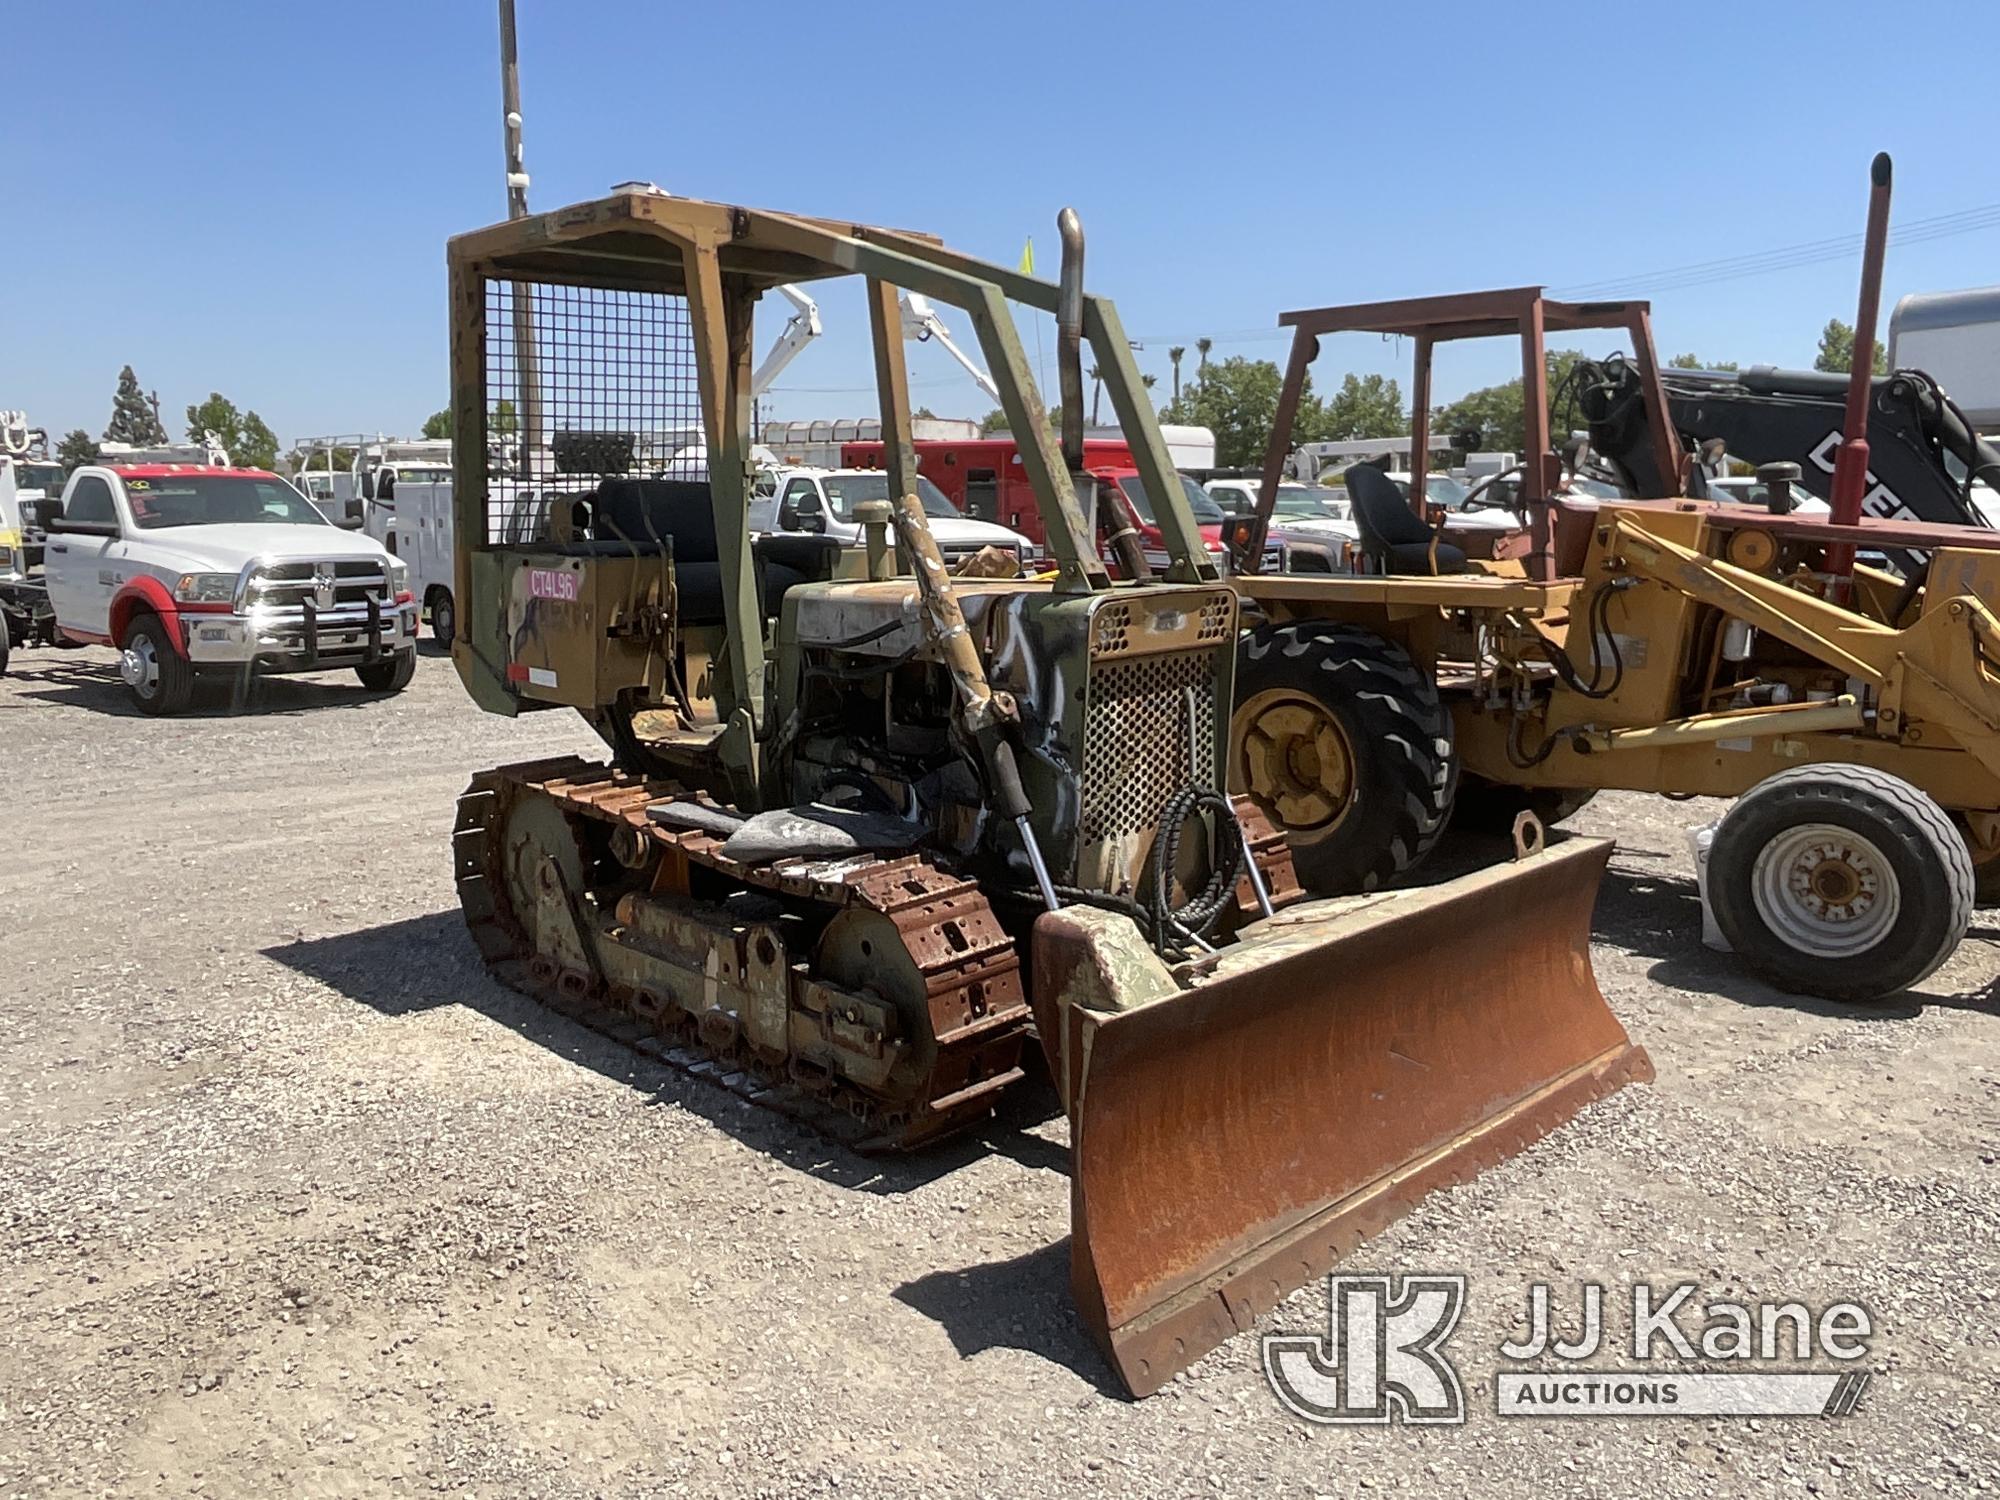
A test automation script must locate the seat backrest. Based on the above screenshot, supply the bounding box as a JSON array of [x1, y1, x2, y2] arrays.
[[1345, 462, 1434, 552], [593, 479, 720, 563]]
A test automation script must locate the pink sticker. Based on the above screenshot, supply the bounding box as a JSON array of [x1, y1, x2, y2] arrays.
[[527, 568, 579, 601]]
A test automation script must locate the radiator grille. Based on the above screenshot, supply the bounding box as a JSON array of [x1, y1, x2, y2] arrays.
[[1080, 649, 1218, 842]]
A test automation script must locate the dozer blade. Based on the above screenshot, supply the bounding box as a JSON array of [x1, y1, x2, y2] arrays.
[[1031, 836, 1652, 1398]]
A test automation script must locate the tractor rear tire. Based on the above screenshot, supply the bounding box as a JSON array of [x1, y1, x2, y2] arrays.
[[0, 608, 11, 676], [1232, 622, 1455, 896], [1708, 764, 1971, 1002]]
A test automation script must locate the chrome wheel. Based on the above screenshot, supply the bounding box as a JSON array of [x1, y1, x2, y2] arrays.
[[119, 637, 159, 697], [1750, 823, 1900, 957]]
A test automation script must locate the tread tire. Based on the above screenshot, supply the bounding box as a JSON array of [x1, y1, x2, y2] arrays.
[[1709, 764, 1971, 1002], [1232, 622, 1455, 895], [123, 613, 194, 716], [356, 651, 417, 694], [429, 588, 456, 652]]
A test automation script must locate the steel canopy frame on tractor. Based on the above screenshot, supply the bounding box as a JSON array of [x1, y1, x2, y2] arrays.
[[443, 185, 1650, 1397]]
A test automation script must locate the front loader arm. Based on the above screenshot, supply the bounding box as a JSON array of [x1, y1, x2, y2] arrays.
[[1603, 512, 2000, 778]]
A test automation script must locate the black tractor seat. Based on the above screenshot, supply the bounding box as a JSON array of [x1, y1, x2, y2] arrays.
[[590, 479, 840, 623], [1346, 462, 1469, 575]]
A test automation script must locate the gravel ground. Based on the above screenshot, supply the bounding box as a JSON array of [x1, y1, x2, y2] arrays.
[[1, 644, 1995, 1500]]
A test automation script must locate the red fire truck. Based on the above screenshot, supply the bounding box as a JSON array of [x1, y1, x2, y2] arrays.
[[840, 435, 1276, 573]]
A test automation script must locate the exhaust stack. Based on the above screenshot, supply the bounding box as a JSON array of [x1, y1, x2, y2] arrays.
[[1826, 152, 1893, 577], [1057, 208, 1086, 469]]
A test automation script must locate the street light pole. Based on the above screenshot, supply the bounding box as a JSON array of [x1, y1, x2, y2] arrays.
[[497, 0, 543, 479], [498, 0, 530, 221]]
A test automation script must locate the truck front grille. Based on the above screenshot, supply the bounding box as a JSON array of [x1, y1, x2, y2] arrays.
[[245, 559, 392, 611]]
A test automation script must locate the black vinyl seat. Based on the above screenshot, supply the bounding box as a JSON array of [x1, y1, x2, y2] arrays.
[[591, 479, 840, 623], [1346, 462, 1468, 575]]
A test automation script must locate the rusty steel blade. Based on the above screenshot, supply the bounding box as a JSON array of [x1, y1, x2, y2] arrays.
[[1034, 837, 1651, 1398]]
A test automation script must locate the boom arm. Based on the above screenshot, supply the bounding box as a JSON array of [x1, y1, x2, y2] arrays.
[[1588, 362, 2000, 530], [899, 291, 1001, 401], [749, 284, 822, 398]]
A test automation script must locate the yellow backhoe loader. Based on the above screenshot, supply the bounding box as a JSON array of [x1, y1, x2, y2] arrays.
[[443, 188, 1650, 1395], [1228, 155, 1998, 1002]]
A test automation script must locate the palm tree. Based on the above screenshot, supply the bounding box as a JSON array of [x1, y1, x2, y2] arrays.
[[1088, 363, 1103, 425], [1169, 346, 1185, 402], [1196, 337, 1212, 377]]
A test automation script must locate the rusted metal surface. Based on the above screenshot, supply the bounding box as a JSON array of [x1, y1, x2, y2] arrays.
[[1247, 289, 1688, 582], [456, 756, 1030, 1149], [1827, 153, 1896, 579], [1034, 837, 1651, 1397]]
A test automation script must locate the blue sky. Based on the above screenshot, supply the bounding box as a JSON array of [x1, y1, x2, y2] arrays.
[[15, 0, 1999, 448]]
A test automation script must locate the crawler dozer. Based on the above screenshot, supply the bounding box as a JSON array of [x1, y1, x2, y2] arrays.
[[1230, 154, 2000, 1002], [443, 187, 1649, 1395]]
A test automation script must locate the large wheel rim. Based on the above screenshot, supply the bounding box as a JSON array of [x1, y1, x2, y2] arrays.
[[1233, 688, 1355, 841], [119, 635, 160, 698], [1750, 822, 1901, 957]]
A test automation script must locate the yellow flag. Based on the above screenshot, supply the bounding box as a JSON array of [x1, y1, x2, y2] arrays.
[[1018, 238, 1035, 276]]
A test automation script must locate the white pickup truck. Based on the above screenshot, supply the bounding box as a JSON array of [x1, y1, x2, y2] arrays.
[[750, 466, 1034, 569], [43, 463, 418, 713]]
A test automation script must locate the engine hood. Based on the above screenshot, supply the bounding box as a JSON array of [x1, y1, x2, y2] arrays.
[[134, 523, 393, 574], [928, 516, 1033, 549]]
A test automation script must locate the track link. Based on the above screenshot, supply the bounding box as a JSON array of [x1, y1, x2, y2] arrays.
[[454, 756, 1032, 1151]]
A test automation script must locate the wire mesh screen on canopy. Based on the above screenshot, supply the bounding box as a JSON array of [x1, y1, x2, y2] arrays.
[[480, 279, 702, 542]]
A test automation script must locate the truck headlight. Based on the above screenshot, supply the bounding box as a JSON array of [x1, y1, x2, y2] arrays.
[[385, 559, 409, 598], [174, 572, 237, 604]]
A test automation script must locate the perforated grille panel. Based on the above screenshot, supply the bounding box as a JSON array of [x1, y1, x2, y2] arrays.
[[480, 280, 702, 542], [1080, 649, 1219, 842]]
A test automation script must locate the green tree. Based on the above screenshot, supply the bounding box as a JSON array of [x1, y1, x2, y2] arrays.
[[56, 429, 100, 471], [422, 408, 454, 440], [979, 407, 1010, 435], [183, 393, 279, 469], [1669, 352, 1737, 371], [1320, 372, 1407, 441], [103, 364, 168, 445], [913, 405, 938, 421], [1160, 355, 1309, 467], [490, 398, 519, 435], [1432, 350, 1606, 455], [235, 412, 279, 470], [1814, 318, 1886, 375]]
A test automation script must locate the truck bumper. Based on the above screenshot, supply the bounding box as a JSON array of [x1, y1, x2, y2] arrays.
[[184, 599, 418, 671]]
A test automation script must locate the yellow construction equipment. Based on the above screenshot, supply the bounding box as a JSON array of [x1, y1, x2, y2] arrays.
[[443, 188, 1649, 1394], [1229, 155, 1994, 1001]]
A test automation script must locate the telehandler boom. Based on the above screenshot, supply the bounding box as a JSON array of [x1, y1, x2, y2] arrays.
[[444, 186, 1649, 1394]]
